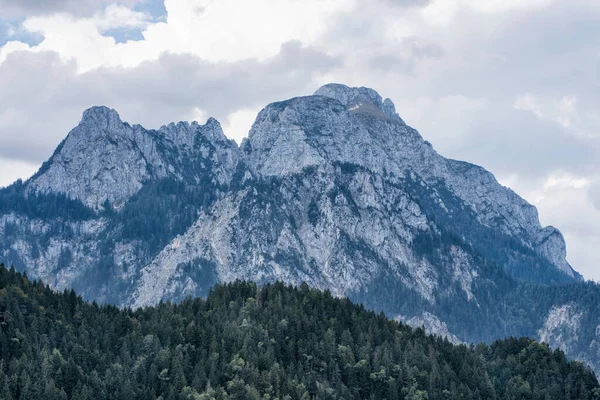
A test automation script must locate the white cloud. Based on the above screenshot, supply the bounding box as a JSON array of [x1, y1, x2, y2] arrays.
[[223, 108, 261, 145], [514, 93, 600, 139], [0, 158, 38, 188], [496, 173, 520, 191], [505, 171, 600, 280], [96, 4, 151, 31], [513, 94, 543, 118], [419, 0, 554, 27], [1, 0, 351, 72], [564, 235, 600, 283], [0, 41, 31, 64], [11, 5, 152, 72], [188, 107, 208, 125], [467, 0, 554, 14], [543, 173, 590, 191]]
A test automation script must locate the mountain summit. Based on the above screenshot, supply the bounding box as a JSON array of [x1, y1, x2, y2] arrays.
[[315, 83, 404, 122], [27, 107, 237, 210], [244, 84, 575, 277], [0, 84, 597, 372]]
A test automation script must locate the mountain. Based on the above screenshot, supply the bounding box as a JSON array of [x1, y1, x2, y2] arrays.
[[0, 107, 237, 299], [0, 265, 598, 400], [28, 106, 238, 210], [1, 83, 599, 373]]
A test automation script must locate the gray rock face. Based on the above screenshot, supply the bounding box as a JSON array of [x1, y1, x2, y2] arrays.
[[314, 83, 403, 122], [539, 303, 600, 374], [0, 83, 595, 372], [244, 86, 576, 278], [131, 164, 443, 308], [28, 107, 238, 210], [397, 312, 462, 345], [0, 212, 106, 290], [1, 107, 238, 298]]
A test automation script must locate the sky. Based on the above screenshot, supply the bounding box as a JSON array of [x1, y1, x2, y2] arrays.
[[0, 0, 598, 280]]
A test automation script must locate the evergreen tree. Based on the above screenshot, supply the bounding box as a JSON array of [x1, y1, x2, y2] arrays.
[[0, 264, 597, 400]]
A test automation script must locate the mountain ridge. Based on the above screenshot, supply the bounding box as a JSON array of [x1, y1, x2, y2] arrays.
[[27, 106, 238, 210], [0, 83, 597, 374]]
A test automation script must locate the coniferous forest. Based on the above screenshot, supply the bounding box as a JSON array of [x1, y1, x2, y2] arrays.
[[0, 265, 598, 400]]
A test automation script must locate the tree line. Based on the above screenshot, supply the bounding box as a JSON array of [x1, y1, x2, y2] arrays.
[[0, 264, 598, 400]]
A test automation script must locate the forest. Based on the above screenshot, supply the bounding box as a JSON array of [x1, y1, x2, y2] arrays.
[[0, 264, 598, 400]]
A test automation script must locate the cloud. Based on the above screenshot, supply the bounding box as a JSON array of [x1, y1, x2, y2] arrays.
[[383, 0, 432, 7], [0, 0, 143, 18], [0, 41, 30, 63], [0, 42, 338, 163], [4, 5, 153, 71], [543, 173, 590, 191], [589, 182, 600, 211], [0, 0, 351, 72], [223, 108, 262, 145], [513, 94, 543, 118], [419, 0, 557, 27], [369, 36, 444, 75], [0, 158, 39, 188], [390, 95, 488, 153], [514, 93, 600, 138], [507, 171, 600, 281]]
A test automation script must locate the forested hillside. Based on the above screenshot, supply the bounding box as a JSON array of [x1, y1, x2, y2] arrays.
[[0, 265, 597, 400]]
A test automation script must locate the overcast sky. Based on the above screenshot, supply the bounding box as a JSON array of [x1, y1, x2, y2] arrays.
[[0, 0, 599, 280]]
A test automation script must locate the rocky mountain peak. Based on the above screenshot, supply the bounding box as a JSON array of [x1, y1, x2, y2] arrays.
[[244, 95, 374, 176], [314, 83, 403, 122], [241, 84, 577, 281], [157, 117, 232, 150], [26, 108, 238, 210], [80, 106, 124, 131], [197, 117, 231, 145], [6, 84, 582, 287], [243, 85, 421, 180]]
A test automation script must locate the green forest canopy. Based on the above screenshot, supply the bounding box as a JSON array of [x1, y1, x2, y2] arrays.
[[0, 264, 598, 400]]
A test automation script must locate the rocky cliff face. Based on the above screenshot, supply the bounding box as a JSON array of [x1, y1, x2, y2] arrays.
[[244, 86, 576, 278], [0, 83, 596, 372], [1, 108, 237, 299], [27, 107, 238, 210], [539, 302, 600, 374]]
